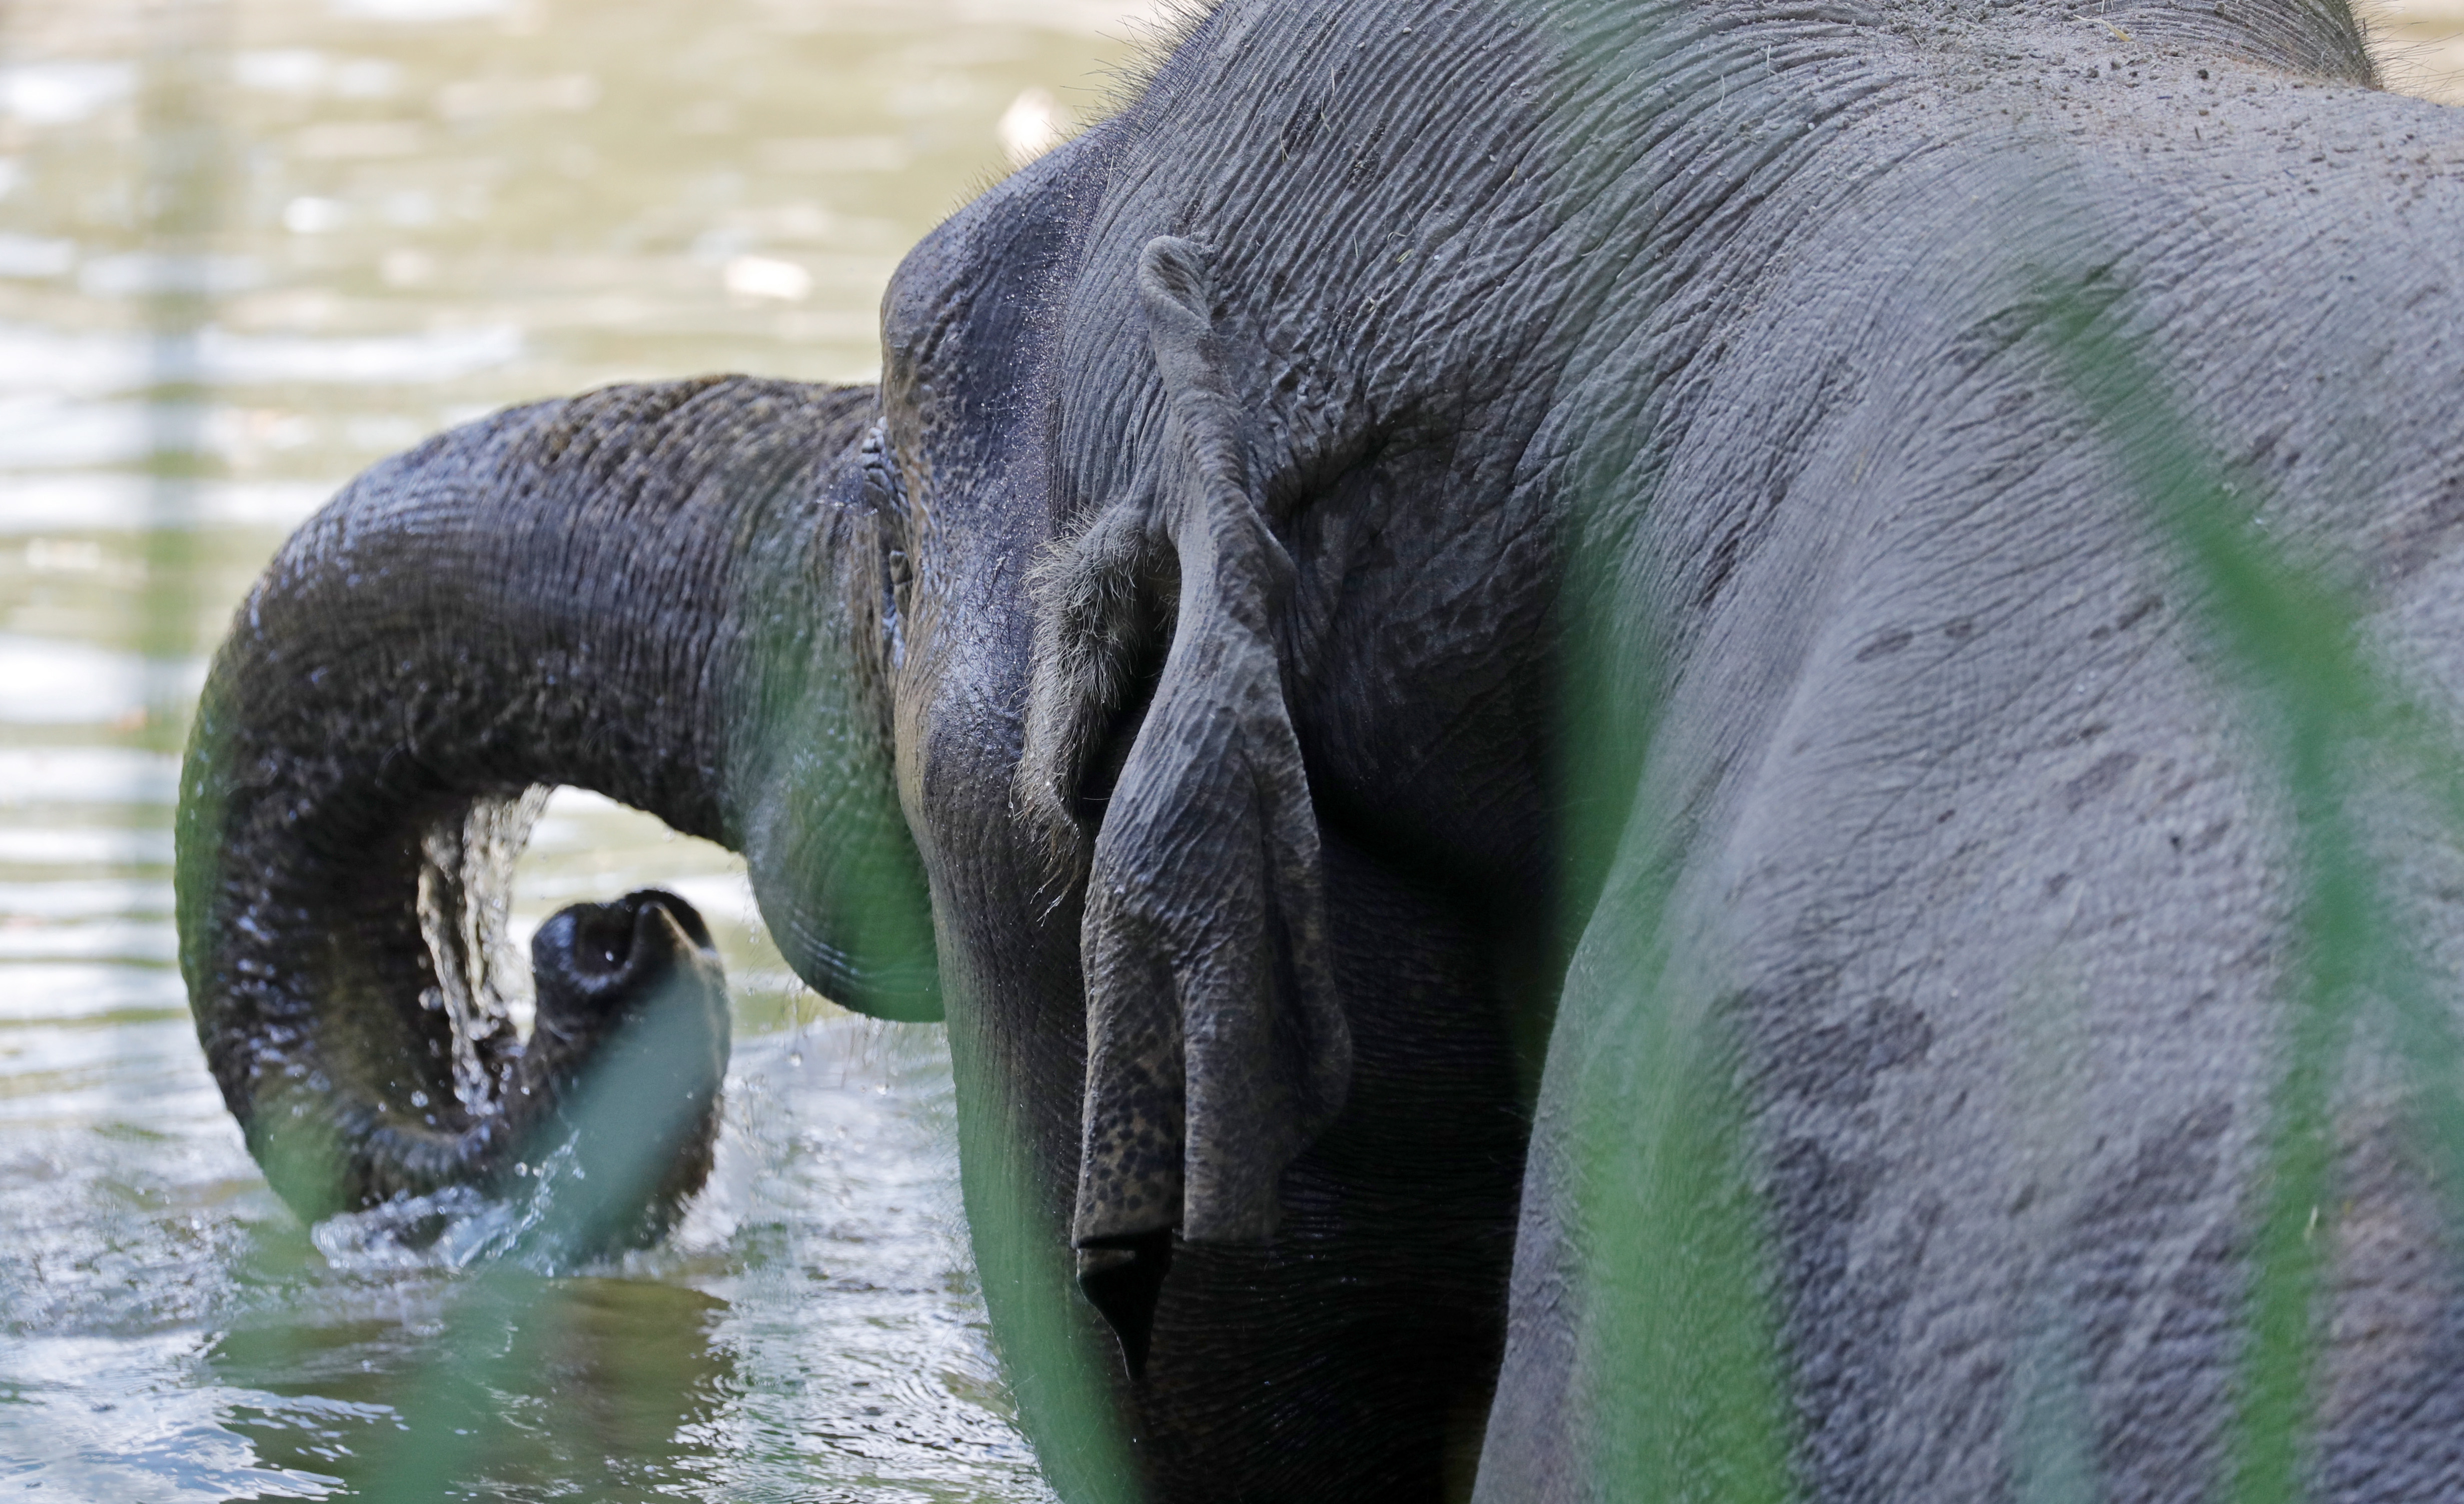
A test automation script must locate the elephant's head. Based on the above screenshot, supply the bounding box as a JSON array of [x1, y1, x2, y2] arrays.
[[175, 378, 938, 1254], [869, 230, 1374, 1377], [849, 6, 1573, 1487]]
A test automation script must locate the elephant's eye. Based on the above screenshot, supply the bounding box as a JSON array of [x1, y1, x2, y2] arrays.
[[857, 419, 919, 663], [861, 421, 921, 582], [858, 418, 907, 518]]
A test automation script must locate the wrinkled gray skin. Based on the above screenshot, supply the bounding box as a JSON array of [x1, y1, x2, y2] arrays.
[[178, 0, 2464, 1495]]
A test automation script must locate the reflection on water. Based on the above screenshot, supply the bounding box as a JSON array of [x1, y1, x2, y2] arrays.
[[0, 0, 1148, 1495]]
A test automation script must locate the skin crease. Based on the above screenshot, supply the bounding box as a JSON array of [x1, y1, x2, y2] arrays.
[[174, 0, 2464, 1500]]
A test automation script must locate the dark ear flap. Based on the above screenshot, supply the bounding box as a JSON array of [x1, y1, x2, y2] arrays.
[[1033, 236, 1353, 1263]]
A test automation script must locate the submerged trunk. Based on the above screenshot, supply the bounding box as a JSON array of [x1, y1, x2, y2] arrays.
[[175, 376, 927, 1228]]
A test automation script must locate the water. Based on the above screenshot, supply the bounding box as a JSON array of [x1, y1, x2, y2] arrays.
[[0, 0, 1152, 1495], [3, 0, 2459, 1498]]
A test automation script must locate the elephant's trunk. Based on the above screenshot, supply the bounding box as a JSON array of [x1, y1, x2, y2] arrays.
[[175, 376, 917, 1230]]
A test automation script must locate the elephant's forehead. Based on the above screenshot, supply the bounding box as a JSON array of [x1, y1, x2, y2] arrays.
[[880, 128, 1107, 450], [876, 136, 1106, 694]]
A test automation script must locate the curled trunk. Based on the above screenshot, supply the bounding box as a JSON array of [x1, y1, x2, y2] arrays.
[[176, 376, 928, 1235]]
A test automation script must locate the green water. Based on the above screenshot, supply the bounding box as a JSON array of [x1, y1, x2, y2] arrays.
[[0, 0, 1144, 1496]]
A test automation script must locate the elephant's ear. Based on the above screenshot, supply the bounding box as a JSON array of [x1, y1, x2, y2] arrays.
[[1025, 236, 1353, 1274]]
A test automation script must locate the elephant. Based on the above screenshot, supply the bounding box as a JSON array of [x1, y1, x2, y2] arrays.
[[175, 0, 2464, 1495]]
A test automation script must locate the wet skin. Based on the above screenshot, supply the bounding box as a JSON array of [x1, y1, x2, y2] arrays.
[[181, 0, 2464, 1497]]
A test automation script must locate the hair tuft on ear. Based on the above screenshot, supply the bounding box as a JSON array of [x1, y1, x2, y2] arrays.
[[1017, 490, 1174, 877]]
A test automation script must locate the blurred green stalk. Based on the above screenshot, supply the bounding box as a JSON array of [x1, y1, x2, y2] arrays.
[[2043, 275, 2464, 1504]]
